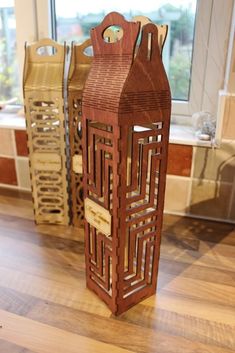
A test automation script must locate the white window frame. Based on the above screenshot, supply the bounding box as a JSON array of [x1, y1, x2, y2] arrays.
[[13, 0, 234, 121], [172, 0, 234, 118], [14, 0, 52, 94]]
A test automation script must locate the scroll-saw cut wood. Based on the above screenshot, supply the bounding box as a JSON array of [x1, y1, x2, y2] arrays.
[[84, 198, 112, 237], [82, 12, 171, 315], [68, 39, 92, 227], [132, 16, 168, 55], [23, 38, 69, 225], [68, 31, 123, 227], [72, 154, 83, 174]]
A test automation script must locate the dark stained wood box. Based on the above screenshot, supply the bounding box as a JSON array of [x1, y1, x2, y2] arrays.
[[82, 12, 171, 315]]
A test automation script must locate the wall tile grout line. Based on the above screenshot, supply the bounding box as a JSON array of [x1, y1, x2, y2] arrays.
[[0, 154, 17, 159], [0, 183, 30, 192], [11, 129, 20, 188], [186, 146, 196, 212], [227, 175, 235, 219]]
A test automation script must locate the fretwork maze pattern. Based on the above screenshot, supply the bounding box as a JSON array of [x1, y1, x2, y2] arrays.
[[25, 96, 69, 225], [85, 122, 115, 302], [85, 121, 167, 313], [68, 95, 84, 225]]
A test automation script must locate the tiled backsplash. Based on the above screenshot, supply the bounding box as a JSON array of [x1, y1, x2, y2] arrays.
[[165, 139, 235, 223], [0, 156, 18, 185], [0, 128, 30, 190], [0, 96, 234, 223], [15, 130, 28, 156], [167, 144, 192, 177], [222, 96, 235, 139]]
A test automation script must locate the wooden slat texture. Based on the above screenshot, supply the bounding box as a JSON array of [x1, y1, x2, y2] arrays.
[[23, 38, 69, 225], [0, 310, 133, 353], [67, 39, 92, 227], [82, 12, 171, 315], [0, 339, 36, 353], [0, 187, 234, 353]]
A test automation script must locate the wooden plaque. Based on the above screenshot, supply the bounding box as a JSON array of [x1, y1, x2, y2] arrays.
[[84, 198, 111, 236], [82, 12, 171, 315], [23, 38, 69, 225], [132, 16, 168, 54]]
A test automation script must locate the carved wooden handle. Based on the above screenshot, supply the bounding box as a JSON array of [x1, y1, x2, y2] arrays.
[[75, 38, 92, 55], [74, 38, 93, 63], [90, 11, 140, 56], [27, 38, 65, 63], [132, 16, 168, 55], [137, 23, 161, 62], [68, 39, 92, 82]]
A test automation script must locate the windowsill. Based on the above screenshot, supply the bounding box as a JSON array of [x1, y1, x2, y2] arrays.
[[0, 112, 26, 130], [0, 112, 214, 147], [169, 124, 214, 147]]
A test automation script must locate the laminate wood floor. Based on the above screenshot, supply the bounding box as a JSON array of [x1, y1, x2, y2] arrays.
[[0, 188, 234, 353]]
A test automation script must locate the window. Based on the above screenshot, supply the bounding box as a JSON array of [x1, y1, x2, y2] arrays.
[[0, 0, 20, 103], [2, 0, 234, 131], [53, 0, 197, 103], [51, 0, 234, 120]]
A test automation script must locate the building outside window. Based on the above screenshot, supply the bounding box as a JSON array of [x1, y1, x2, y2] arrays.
[[54, 0, 197, 103]]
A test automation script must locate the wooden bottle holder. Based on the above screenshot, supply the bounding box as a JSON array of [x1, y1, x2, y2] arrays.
[[68, 39, 92, 227], [23, 38, 69, 225], [132, 16, 168, 54], [68, 31, 124, 227], [82, 12, 171, 315]]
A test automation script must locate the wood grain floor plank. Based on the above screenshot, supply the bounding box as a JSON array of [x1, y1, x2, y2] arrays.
[[0, 188, 234, 353], [162, 216, 235, 246], [159, 258, 235, 288], [144, 291, 235, 326], [118, 304, 235, 351], [0, 310, 133, 353], [0, 189, 31, 200], [0, 265, 110, 317], [161, 243, 235, 272], [0, 283, 234, 353], [0, 196, 34, 220], [162, 233, 235, 259], [26, 296, 235, 352], [1, 282, 234, 347], [161, 275, 235, 306], [0, 216, 84, 242], [0, 286, 38, 316], [0, 225, 84, 250], [0, 339, 36, 353], [0, 233, 84, 273], [0, 251, 84, 287]]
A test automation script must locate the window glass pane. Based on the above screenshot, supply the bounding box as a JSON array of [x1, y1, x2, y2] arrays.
[[0, 0, 20, 104], [54, 0, 197, 101]]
